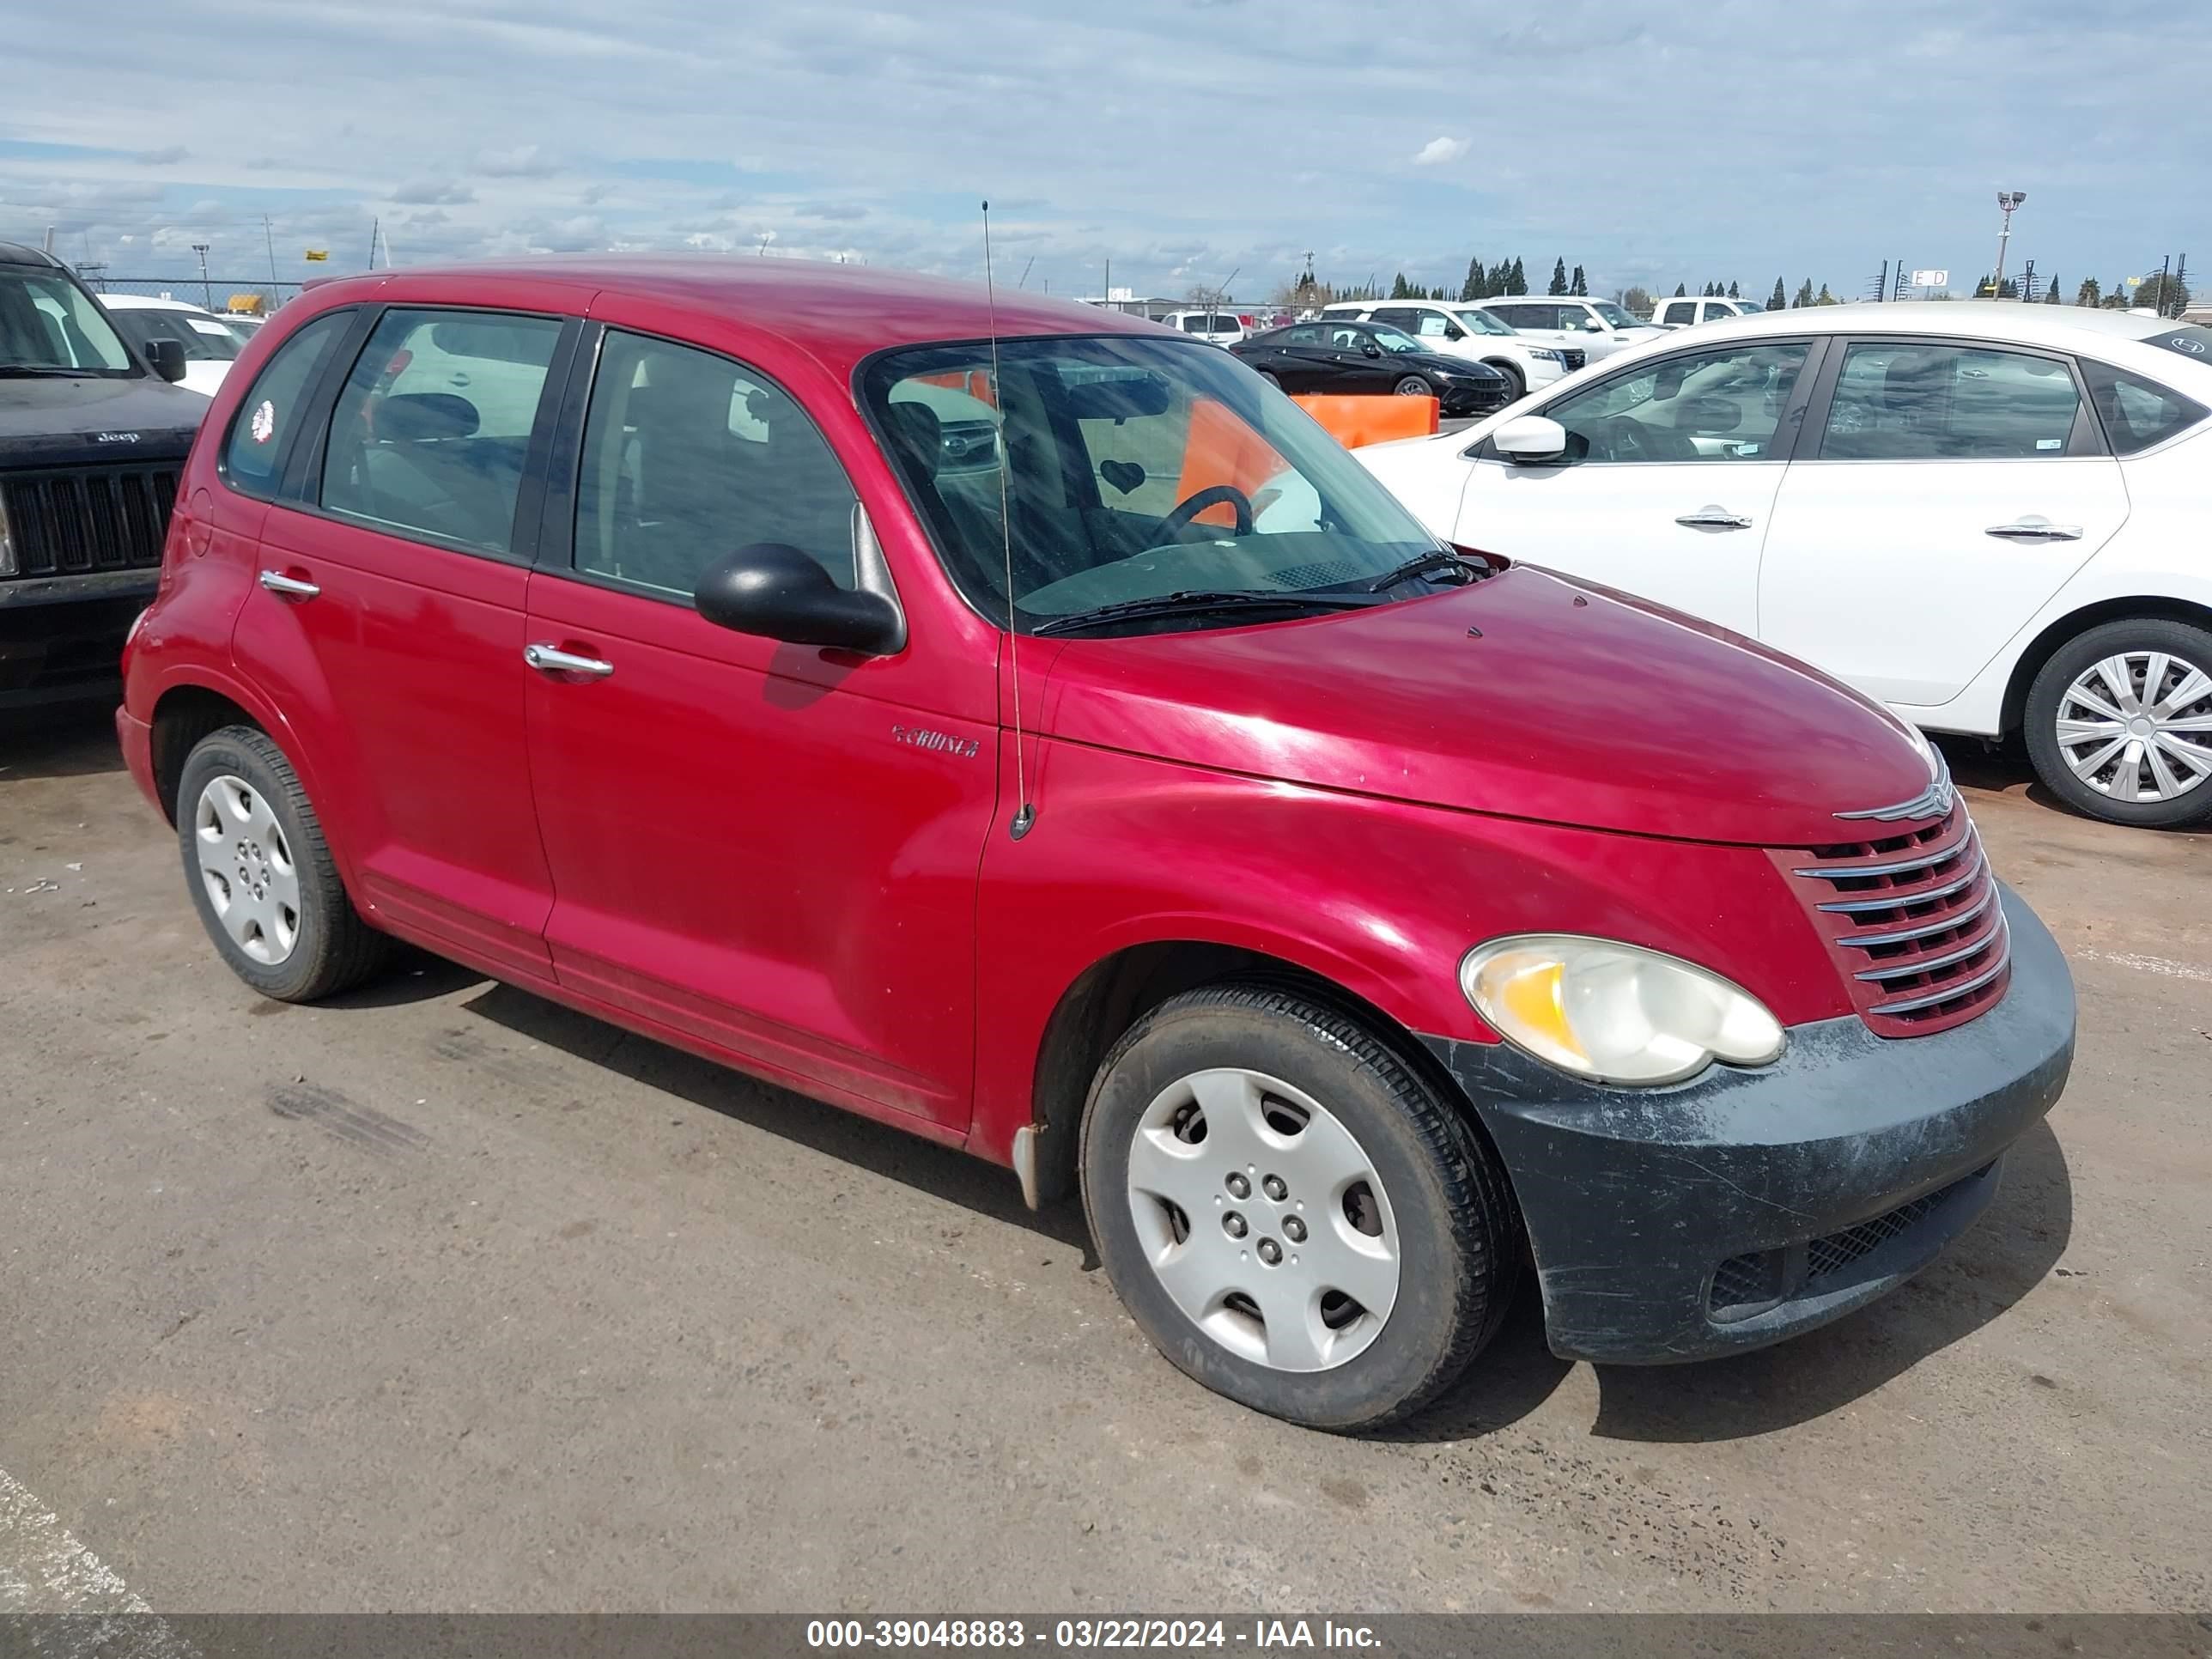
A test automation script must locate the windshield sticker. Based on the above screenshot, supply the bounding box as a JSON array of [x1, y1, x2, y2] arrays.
[[250, 400, 276, 444]]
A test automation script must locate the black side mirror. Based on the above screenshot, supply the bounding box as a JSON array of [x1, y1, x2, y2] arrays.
[[145, 338, 188, 384], [694, 542, 904, 654]]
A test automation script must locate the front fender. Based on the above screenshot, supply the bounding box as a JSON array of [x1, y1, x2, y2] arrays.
[[969, 738, 1844, 1166]]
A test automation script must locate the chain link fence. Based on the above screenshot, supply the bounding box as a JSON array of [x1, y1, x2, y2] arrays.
[[77, 276, 306, 316]]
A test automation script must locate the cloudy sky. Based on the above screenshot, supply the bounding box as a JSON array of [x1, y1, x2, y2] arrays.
[[5, 0, 2206, 303]]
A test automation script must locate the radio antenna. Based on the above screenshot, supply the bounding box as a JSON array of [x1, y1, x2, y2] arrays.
[[983, 199, 1036, 840]]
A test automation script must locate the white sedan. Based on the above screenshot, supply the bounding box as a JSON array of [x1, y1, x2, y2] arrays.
[[1355, 301, 2212, 828], [96, 294, 254, 398]]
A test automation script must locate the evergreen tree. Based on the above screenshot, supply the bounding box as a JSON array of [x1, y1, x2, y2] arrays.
[[1570, 264, 1588, 296], [1674, 282, 1687, 297], [1507, 257, 1526, 293], [2045, 272, 2063, 304], [1793, 278, 1815, 307], [2076, 276, 2100, 306], [1389, 272, 1410, 300], [1462, 256, 1483, 301], [1728, 280, 1740, 299], [1547, 257, 1568, 295], [1768, 276, 1788, 310], [1815, 283, 1836, 305], [1486, 260, 1510, 295]]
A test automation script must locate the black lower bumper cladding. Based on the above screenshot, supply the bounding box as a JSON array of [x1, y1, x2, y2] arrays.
[[1423, 884, 2075, 1363]]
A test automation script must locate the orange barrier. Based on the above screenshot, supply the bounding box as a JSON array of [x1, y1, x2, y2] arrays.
[[1291, 393, 1437, 448], [1174, 398, 1294, 527]]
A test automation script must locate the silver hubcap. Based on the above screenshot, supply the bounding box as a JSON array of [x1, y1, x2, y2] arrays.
[[1394, 378, 1428, 396], [1124, 1068, 1401, 1373], [193, 775, 301, 965], [2056, 651, 2212, 803]]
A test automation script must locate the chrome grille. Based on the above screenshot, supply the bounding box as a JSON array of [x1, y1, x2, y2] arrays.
[[1777, 801, 2011, 1036], [0, 465, 179, 580], [1558, 349, 1587, 370]]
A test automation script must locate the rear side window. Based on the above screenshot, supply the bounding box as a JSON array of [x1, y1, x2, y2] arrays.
[[2080, 360, 2207, 454], [1820, 343, 2081, 460], [319, 308, 563, 556], [1660, 301, 1697, 325], [222, 310, 353, 497], [573, 329, 860, 600]]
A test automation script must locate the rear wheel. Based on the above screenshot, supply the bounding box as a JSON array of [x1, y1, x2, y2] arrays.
[[177, 726, 393, 1000], [1392, 375, 1432, 398], [1080, 984, 1517, 1431], [2023, 617, 2212, 829]]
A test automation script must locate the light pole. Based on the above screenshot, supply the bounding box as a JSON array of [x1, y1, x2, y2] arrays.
[[191, 242, 211, 311], [1992, 191, 2026, 298]]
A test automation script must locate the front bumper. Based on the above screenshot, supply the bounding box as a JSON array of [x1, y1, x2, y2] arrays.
[[1422, 884, 2075, 1364]]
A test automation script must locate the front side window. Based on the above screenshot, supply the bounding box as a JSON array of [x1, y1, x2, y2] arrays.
[[1590, 302, 1642, 330], [319, 308, 562, 556], [863, 335, 1447, 634], [112, 308, 247, 363], [2079, 359, 2206, 454], [222, 309, 353, 496], [574, 330, 860, 599], [1820, 343, 2081, 460], [1368, 326, 1428, 355], [1537, 342, 1811, 463], [1452, 308, 1515, 337], [0, 268, 135, 374]]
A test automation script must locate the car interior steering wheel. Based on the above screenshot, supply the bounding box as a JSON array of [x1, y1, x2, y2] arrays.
[[1159, 484, 1255, 541]]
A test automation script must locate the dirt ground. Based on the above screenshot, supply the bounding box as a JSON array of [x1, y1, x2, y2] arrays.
[[1, 706, 2206, 1613]]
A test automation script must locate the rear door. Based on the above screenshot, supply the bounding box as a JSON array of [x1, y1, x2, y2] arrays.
[[1452, 337, 1824, 635], [1757, 337, 2130, 707], [243, 304, 577, 978]]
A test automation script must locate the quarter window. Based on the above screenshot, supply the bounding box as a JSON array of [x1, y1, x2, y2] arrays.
[[319, 308, 562, 556], [1820, 343, 2082, 461], [2079, 360, 2206, 454], [222, 310, 353, 497], [574, 330, 860, 600], [1533, 342, 1811, 463]]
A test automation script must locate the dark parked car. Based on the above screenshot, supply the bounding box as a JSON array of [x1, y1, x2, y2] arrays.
[[1231, 319, 1514, 415], [1, 242, 204, 708]]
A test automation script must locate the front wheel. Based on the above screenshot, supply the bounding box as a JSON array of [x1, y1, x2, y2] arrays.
[[1392, 375, 1433, 398], [1080, 984, 1518, 1431], [1486, 361, 1527, 401], [1257, 369, 1282, 389], [2023, 617, 2212, 829]]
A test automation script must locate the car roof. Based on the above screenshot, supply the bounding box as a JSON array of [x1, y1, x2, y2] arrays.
[[96, 294, 214, 313], [0, 240, 66, 270], [292, 254, 1161, 379]]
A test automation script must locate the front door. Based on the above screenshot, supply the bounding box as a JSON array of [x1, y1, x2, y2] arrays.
[[522, 325, 994, 1130], [244, 304, 572, 979], [1759, 337, 2130, 708], [1454, 337, 1821, 636]]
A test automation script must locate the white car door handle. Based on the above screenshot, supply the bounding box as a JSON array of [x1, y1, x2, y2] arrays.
[[1984, 519, 2082, 542], [523, 642, 614, 678], [258, 569, 320, 599], [1674, 507, 1755, 530]]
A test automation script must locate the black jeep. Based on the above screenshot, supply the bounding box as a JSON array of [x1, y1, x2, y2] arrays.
[[1, 241, 206, 708]]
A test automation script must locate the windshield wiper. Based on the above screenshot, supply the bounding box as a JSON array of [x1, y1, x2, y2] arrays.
[[1364, 549, 1486, 593], [0, 365, 90, 378], [1032, 590, 1373, 637]]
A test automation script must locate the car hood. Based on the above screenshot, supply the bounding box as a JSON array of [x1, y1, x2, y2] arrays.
[[1403, 351, 1502, 380], [0, 374, 204, 465], [1030, 566, 1936, 848]]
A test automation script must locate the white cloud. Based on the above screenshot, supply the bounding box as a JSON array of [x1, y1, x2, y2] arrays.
[[1411, 136, 1468, 167]]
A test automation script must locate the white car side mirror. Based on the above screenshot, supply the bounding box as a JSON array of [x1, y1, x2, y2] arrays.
[[1495, 415, 1568, 462]]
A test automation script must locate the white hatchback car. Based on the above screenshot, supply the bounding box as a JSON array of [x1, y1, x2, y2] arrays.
[[1355, 301, 2212, 828], [1320, 301, 1569, 400], [96, 294, 253, 398]]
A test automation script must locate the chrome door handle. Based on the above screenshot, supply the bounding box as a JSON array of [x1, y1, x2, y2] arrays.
[[258, 569, 320, 599], [1984, 519, 2082, 542], [523, 642, 614, 678], [1674, 507, 1754, 530]]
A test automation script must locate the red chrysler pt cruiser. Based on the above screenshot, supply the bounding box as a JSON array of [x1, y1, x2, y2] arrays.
[[118, 258, 2075, 1429]]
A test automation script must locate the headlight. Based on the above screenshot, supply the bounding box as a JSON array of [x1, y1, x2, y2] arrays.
[[1460, 936, 1784, 1085], [1529, 349, 1565, 363]]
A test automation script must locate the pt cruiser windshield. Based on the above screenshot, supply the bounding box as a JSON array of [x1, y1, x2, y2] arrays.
[[863, 335, 1453, 635]]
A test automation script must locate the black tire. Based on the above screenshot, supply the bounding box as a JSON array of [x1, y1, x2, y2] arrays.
[[1079, 983, 1519, 1431], [1486, 361, 1527, 401], [176, 726, 392, 1000], [1392, 374, 1432, 398], [2022, 617, 2212, 830], [1258, 369, 1282, 389]]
